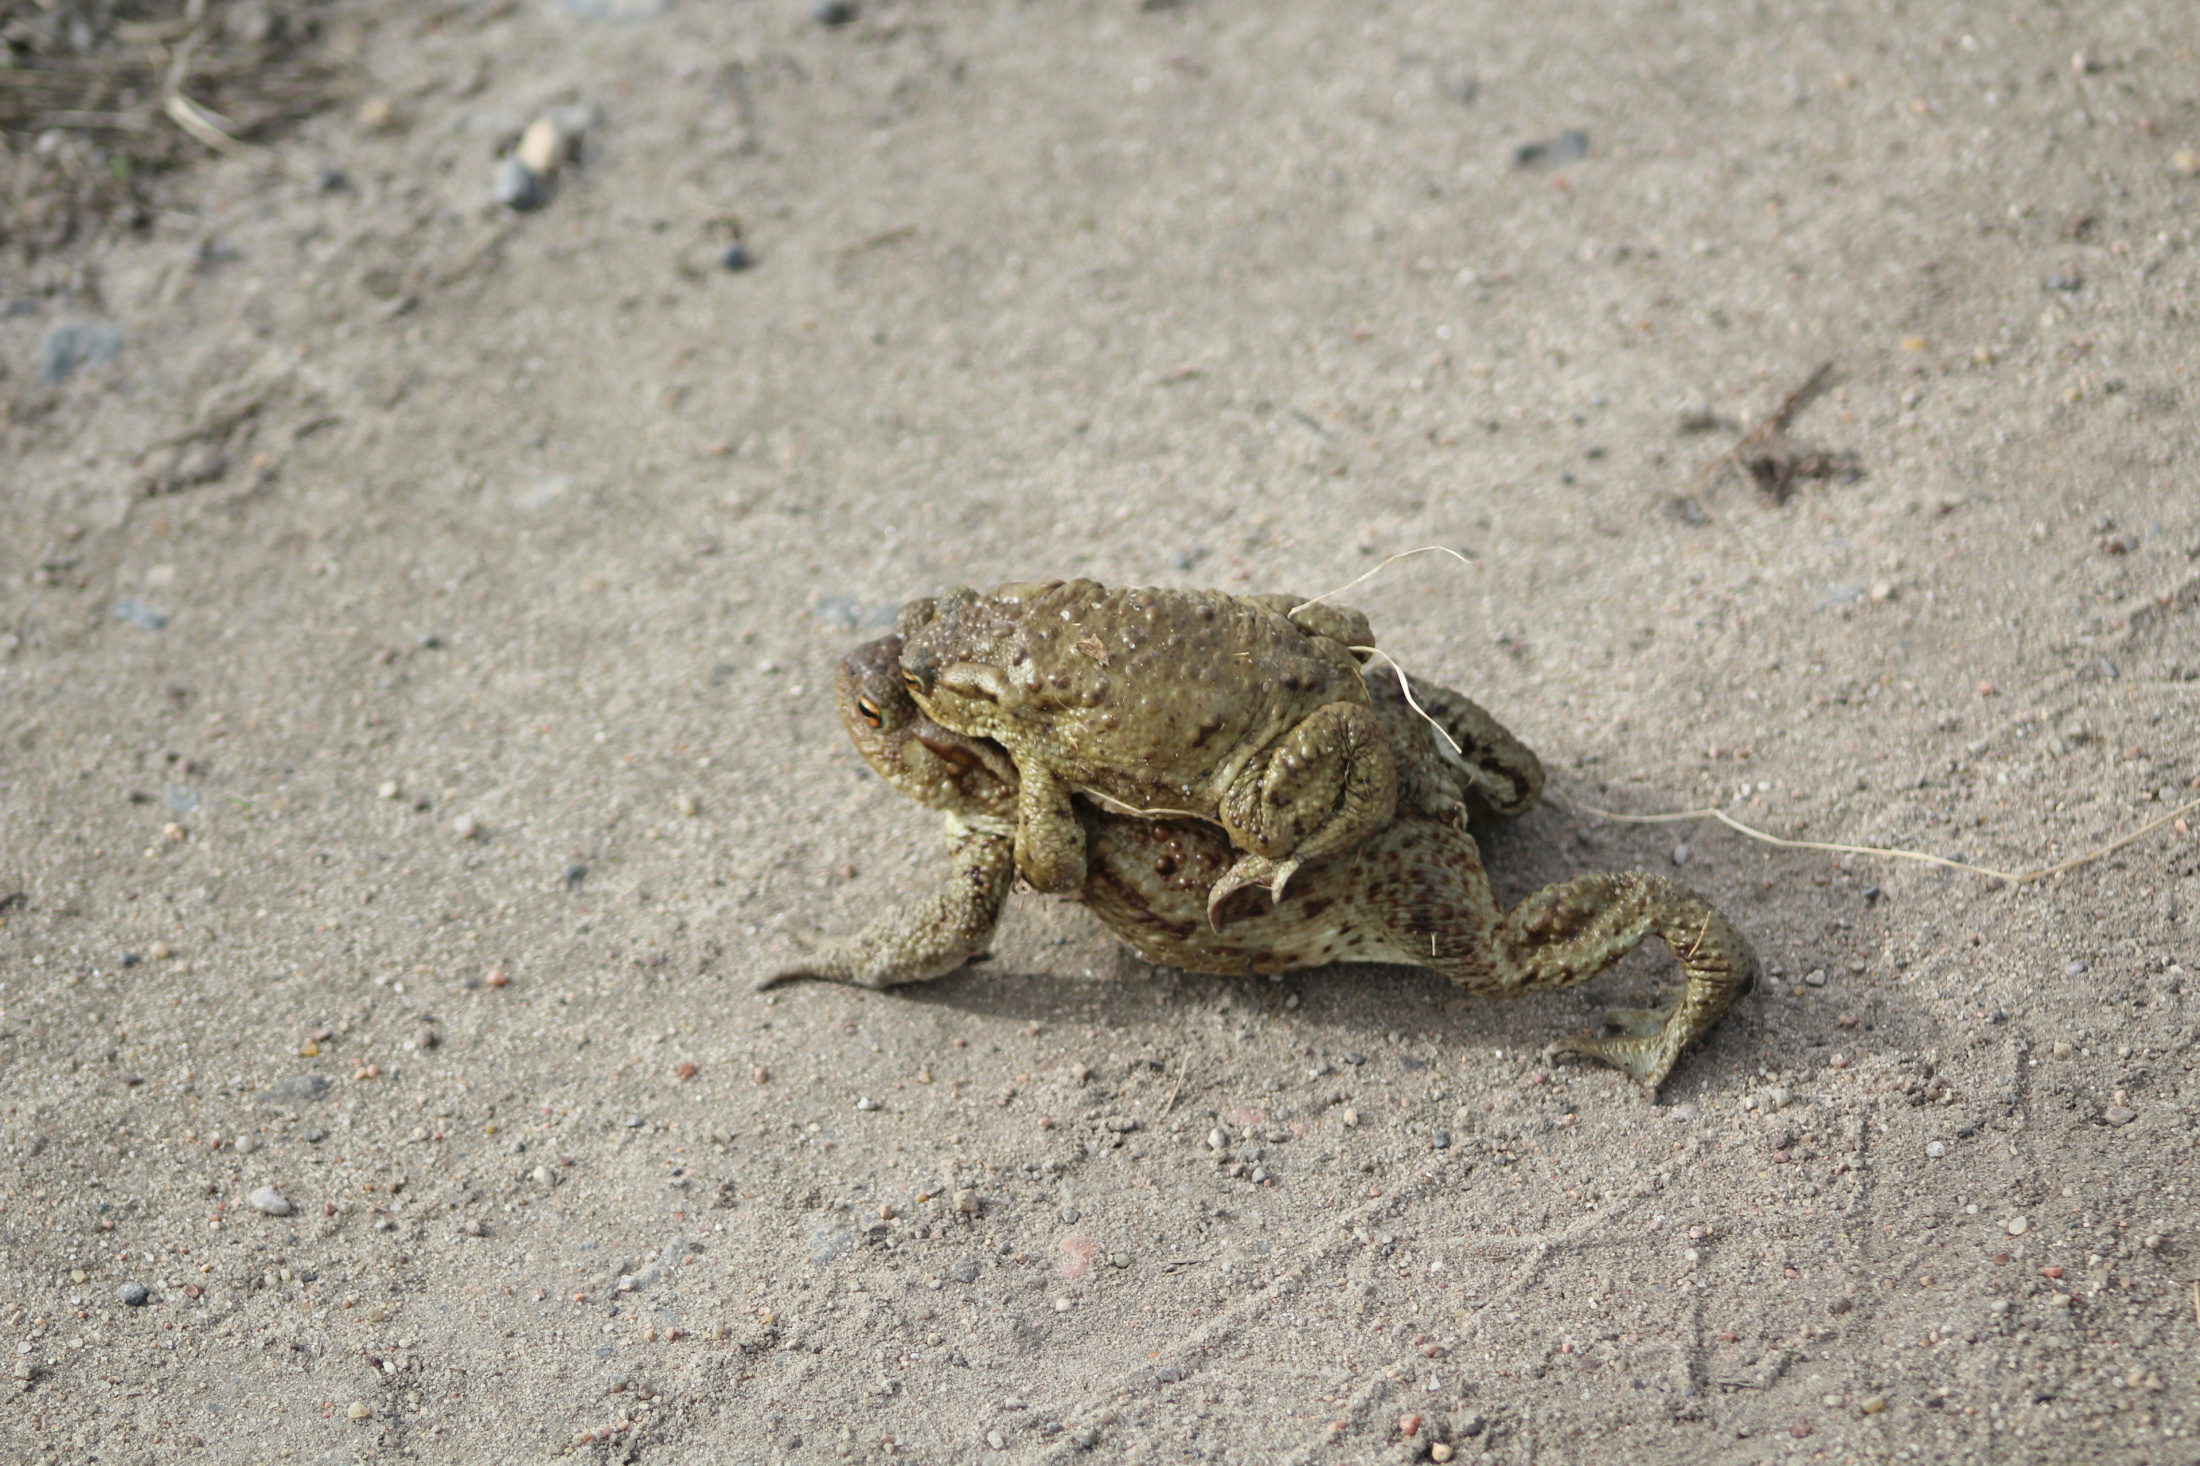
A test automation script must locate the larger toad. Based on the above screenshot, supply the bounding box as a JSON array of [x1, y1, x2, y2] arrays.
[[895, 580, 1396, 926], [764, 636, 1756, 1093]]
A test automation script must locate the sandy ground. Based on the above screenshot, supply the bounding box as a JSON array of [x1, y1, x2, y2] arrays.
[[4, 1, 2199, 1463]]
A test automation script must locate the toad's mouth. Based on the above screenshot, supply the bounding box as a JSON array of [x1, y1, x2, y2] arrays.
[[911, 723, 1019, 789]]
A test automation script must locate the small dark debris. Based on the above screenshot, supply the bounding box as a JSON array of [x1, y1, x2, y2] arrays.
[[562, 862, 589, 889], [1748, 447, 1863, 504], [1514, 130, 1588, 168], [128, 791, 154, 805], [417, 632, 443, 649], [1666, 495, 1711, 527], [2045, 270, 2083, 293], [1862, 886, 1882, 906], [120, 952, 140, 968], [811, 0, 857, 22], [719, 243, 753, 271], [1343, 1051, 1366, 1066]]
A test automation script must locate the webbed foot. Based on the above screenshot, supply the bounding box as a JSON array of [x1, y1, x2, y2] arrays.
[[1550, 1005, 1688, 1092]]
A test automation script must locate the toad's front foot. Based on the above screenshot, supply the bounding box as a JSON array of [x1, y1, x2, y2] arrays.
[[1205, 853, 1303, 931]]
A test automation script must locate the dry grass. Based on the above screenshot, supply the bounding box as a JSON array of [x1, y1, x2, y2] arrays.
[[2, 0, 350, 260]]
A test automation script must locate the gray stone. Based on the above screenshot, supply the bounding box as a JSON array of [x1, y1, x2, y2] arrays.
[[1513, 131, 1588, 168], [110, 599, 168, 632], [949, 1258, 980, 1283], [118, 1281, 149, 1306], [493, 155, 545, 211], [39, 321, 123, 383], [261, 1075, 331, 1106]]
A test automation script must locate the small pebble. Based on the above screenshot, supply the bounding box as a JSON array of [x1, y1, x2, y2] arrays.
[[2105, 1106, 2138, 1126], [413, 1026, 438, 1051], [516, 115, 571, 176], [151, 941, 173, 961], [1514, 129, 1588, 167], [493, 156, 545, 211], [1671, 843, 1690, 866], [2005, 1216, 2028, 1237], [533, 1166, 554, 1186], [1926, 1141, 1946, 1159], [1398, 1411, 1422, 1437], [812, 0, 857, 23], [1206, 1128, 1228, 1151], [1431, 1445, 1455, 1463], [234, 1136, 257, 1156], [457, 1218, 486, 1237], [949, 1259, 979, 1283], [1802, 970, 1826, 987], [855, 1096, 878, 1111], [1860, 1395, 1886, 1415], [348, 1401, 372, 1422], [118, 1281, 149, 1307], [678, 1063, 699, 1082], [248, 1187, 293, 1217], [954, 1189, 981, 1215], [378, 780, 401, 800], [2052, 1040, 2074, 1058], [487, 968, 511, 988], [677, 794, 700, 818], [1052, 1298, 1071, 1314], [719, 243, 752, 272], [1340, 1108, 1360, 1128], [451, 814, 481, 841]]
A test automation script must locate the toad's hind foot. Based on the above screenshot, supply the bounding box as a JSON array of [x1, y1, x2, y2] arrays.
[[1589, 1006, 1669, 1039], [1551, 1003, 1692, 1089], [1206, 853, 1303, 931]]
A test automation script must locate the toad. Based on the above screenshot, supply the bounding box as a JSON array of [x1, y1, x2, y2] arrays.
[[763, 636, 1756, 1092], [894, 580, 1396, 926]]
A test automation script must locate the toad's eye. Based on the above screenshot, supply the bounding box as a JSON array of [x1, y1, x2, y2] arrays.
[[855, 698, 885, 729], [901, 669, 924, 693]]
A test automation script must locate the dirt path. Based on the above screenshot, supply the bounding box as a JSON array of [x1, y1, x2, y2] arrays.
[[3, 2, 2196, 1463]]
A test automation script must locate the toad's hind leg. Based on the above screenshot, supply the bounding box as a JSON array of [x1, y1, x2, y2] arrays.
[[756, 823, 1015, 991], [1488, 873, 1756, 1092]]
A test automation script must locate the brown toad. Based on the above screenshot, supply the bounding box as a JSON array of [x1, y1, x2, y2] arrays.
[[895, 580, 1396, 925], [763, 635, 1757, 1092]]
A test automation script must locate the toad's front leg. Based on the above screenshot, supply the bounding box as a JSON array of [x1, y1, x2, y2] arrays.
[[1210, 699, 1397, 927], [757, 818, 1015, 990], [1013, 760, 1088, 895]]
